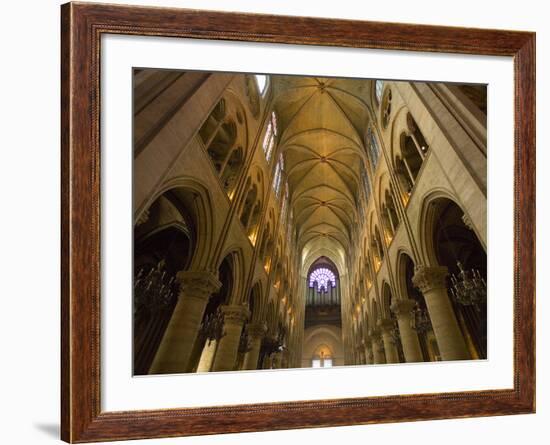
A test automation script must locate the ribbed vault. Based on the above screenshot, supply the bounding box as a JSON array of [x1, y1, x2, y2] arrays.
[[272, 76, 372, 271]]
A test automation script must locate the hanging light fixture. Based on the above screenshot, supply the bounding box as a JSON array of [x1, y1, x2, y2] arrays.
[[198, 308, 226, 344], [449, 261, 487, 310], [410, 303, 432, 334], [134, 260, 176, 313]]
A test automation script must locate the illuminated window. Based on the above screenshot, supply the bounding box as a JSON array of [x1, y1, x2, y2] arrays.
[[311, 355, 332, 368], [309, 267, 336, 292], [255, 75, 268, 95], [280, 182, 289, 221], [287, 209, 294, 246], [367, 127, 381, 169], [375, 80, 384, 104], [262, 111, 278, 162], [272, 153, 285, 197], [361, 163, 371, 201]]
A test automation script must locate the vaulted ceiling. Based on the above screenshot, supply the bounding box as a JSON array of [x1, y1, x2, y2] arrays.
[[271, 76, 373, 275]]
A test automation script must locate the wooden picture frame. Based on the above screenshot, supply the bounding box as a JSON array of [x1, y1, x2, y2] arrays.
[[61, 2, 535, 442]]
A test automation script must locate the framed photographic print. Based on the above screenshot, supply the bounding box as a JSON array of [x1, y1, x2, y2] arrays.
[[61, 2, 535, 442]]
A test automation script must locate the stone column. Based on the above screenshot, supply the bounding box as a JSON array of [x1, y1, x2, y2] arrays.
[[378, 319, 400, 364], [211, 305, 250, 372], [149, 271, 221, 374], [242, 323, 266, 370], [412, 265, 470, 361], [272, 351, 283, 369], [355, 346, 364, 365], [360, 347, 366, 365], [391, 299, 424, 363], [370, 330, 386, 364], [364, 341, 373, 365], [196, 339, 217, 372]]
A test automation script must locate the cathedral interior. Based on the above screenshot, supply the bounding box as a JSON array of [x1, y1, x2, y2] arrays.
[[132, 69, 487, 374]]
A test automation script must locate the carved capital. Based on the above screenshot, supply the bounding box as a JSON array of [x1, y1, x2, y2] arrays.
[[220, 304, 250, 325], [377, 318, 396, 334], [391, 298, 417, 317], [461, 213, 474, 231], [412, 265, 448, 293], [136, 209, 150, 226], [176, 270, 221, 302], [248, 322, 267, 339]]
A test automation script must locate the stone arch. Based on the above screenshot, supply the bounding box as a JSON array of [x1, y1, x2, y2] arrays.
[[417, 188, 467, 267], [388, 107, 428, 205], [239, 165, 265, 246], [370, 299, 380, 327], [376, 173, 400, 244], [239, 182, 258, 228], [198, 91, 249, 199], [133, 191, 197, 375], [394, 249, 415, 299], [143, 177, 216, 271], [215, 247, 246, 305], [248, 281, 266, 323], [420, 193, 487, 358], [380, 281, 393, 319], [380, 86, 393, 129]]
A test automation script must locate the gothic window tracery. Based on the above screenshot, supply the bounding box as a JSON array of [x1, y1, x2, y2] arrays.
[[395, 113, 430, 202], [198, 97, 246, 199], [273, 153, 285, 197], [382, 88, 393, 128], [367, 127, 381, 170], [309, 267, 336, 292], [262, 111, 278, 162]]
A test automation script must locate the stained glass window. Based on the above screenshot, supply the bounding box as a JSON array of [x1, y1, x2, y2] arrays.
[[367, 127, 381, 169], [262, 111, 278, 162], [273, 153, 285, 197], [309, 267, 336, 291], [361, 163, 371, 201], [281, 182, 289, 221]]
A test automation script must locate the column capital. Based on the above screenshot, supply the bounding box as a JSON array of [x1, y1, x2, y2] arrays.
[[220, 304, 250, 325], [176, 270, 221, 301], [378, 318, 396, 333], [248, 322, 267, 338], [391, 298, 417, 316], [412, 265, 448, 293]]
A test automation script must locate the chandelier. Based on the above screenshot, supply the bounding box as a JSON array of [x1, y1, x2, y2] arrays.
[[238, 325, 251, 354], [134, 260, 176, 312], [198, 309, 226, 343], [410, 303, 432, 334], [262, 330, 286, 356], [449, 261, 486, 310]]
